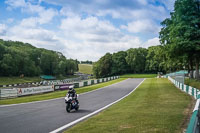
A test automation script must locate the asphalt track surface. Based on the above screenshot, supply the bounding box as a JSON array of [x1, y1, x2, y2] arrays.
[[0, 78, 144, 133]]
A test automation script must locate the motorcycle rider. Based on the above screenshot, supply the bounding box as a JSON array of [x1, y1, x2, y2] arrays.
[[67, 86, 79, 104]]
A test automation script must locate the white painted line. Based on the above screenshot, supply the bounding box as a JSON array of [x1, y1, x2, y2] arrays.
[[50, 78, 145, 133], [0, 78, 127, 108]]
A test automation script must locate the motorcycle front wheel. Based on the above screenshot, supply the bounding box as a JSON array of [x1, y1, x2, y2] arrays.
[[75, 105, 79, 111], [66, 103, 71, 113]]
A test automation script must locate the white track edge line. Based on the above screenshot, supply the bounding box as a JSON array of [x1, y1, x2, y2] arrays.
[[50, 78, 145, 133], [0, 79, 128, 107]]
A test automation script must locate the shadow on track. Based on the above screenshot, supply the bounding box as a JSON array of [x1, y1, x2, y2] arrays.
[[69, 109, 92, 113]]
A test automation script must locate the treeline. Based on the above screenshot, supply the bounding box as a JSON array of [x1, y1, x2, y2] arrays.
[[0, 39, 78, 77], [80, 60, 93, 64], [93, 46, 184, 78]]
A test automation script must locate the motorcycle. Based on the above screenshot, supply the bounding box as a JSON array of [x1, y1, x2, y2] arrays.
[[65, 94, 79, 113]]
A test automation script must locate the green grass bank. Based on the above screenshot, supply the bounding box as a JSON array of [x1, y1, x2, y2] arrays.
[[120, 74, 157, 78], [0, 78, 126, 105], [185, 78, 200, 90], [65, 78, 194, 133], [78, 64, 93, 74]]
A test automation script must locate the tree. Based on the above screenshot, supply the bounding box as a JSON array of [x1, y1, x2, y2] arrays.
[[111, 51, 129, 75], [126, 48, 147, 73], [160, 0, 200, 79], [146, 46, 164, 73], [93, 53, 112, 78]]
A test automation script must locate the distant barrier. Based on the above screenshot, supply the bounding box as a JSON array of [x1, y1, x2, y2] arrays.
[[0, 75, 89, 88], [73, 76, 119, 88], [167, 76, 200, 133], [0, 76, 119, 99]]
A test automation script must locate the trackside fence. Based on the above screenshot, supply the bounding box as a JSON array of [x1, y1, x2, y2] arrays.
[[0, 75, 89, 88], [168, 76, 200, 133], [0, 76, 119, 99]]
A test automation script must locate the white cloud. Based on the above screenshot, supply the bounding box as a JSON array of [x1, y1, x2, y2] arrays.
[[59, 16, 142, 60], [20, 17, 38, 27], [60, 16, 120, 42], [5, 0, 58, 25], [137, 0, 148, 5], [38, 8, 58, 24], [121, 19, 161, 34], [143, 37, 160, 48], [5, 0, 26, 10]]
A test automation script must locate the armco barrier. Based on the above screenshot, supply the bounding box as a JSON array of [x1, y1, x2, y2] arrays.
[[168, 76, 200, 133], [73, 76, 119, 89]]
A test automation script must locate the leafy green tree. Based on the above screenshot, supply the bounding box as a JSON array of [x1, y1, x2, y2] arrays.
[[146, 46, 163, 73], [160, 0, 200, 79], [111, 51, 129, 75], [93, 53, 112, 78], [126, 48, 147, 73], [1, 54, 14, 76]]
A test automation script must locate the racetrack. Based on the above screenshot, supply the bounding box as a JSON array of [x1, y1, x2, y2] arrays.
[[0, 78, 144, 133]]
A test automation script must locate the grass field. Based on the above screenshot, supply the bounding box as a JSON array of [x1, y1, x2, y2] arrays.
[[78, 64, 93, 74], [120, 74, 157, 78], [0, 77, 42, 86], [65, 78, 194, 133], [0, 78, 126, 105], [185, 78, 200, 90]]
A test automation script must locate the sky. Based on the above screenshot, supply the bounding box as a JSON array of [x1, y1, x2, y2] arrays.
[[0, 0, 175, 61]]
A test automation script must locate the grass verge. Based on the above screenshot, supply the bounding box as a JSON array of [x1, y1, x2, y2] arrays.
[[65, 78, 194, 133], [120, 74, 157, 78], [185, 78, 200, 90], [78, 64, 93, 74], [0, 78, 126, 105]]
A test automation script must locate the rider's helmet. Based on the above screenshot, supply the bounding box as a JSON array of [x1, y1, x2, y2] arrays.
[[68, 85, 74, 93]]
